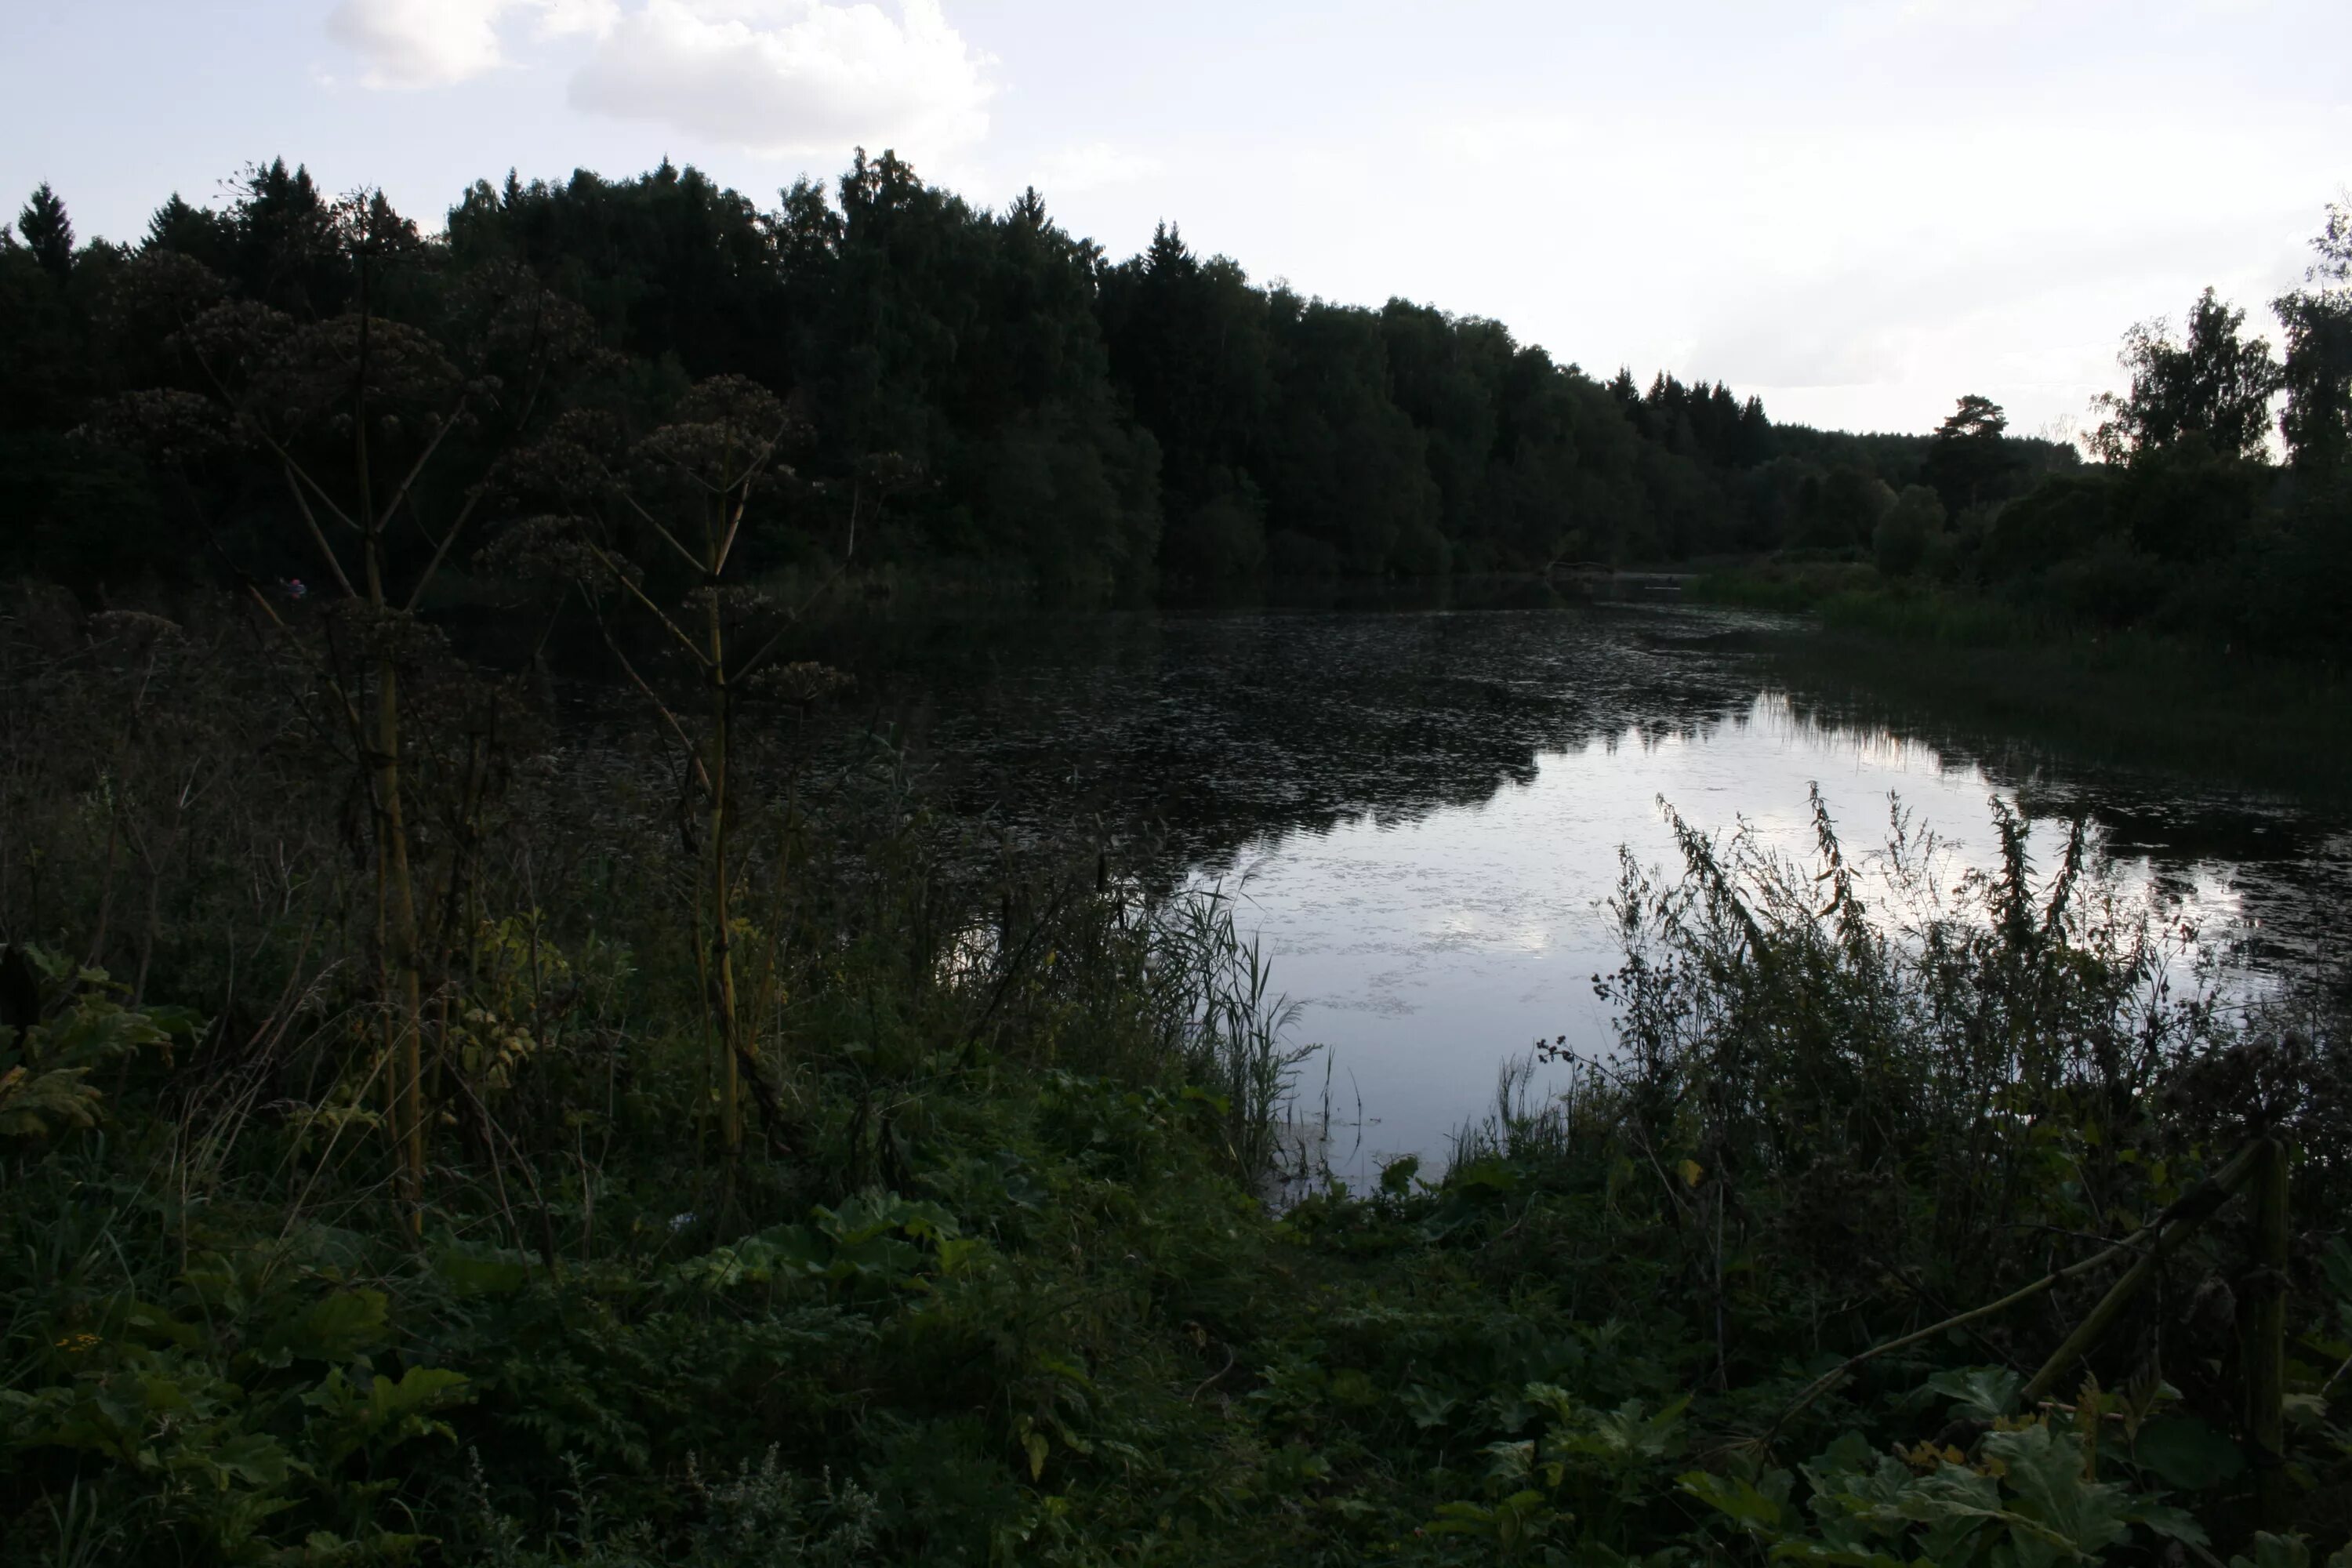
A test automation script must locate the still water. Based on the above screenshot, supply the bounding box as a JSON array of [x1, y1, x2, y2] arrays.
[[823, 596, 2352, 1183]]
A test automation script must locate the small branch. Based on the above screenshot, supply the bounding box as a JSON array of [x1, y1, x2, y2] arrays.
[[712, 463, 769, 578], [241, 582, 363, 735], [2018, 1145, 2256, 1404], [400, 488, 484, 615], [183, 343, 361, 541], [583, 540, 708, 667], [613, 486, 709, 578], [581, 589, 711, 797], [375, 390, 467, 531], [279, 467, 360, 600], [1766, 1140, 2264, 1443], [287, 452, 365, 535]]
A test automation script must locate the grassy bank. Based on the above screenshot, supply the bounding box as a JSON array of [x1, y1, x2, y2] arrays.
[[3, 588, 2350, 1565], [1694, 562, 2352, 794]]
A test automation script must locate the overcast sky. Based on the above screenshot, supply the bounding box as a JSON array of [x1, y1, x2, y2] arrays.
[[5, 0, 2347, 435]]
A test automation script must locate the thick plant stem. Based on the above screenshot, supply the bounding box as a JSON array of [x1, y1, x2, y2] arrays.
[[354, 288, 426, 1232], [706, 566, 742, 1159], [2242, 1138, 2288, 1530], [376, 657, 426, 1228]]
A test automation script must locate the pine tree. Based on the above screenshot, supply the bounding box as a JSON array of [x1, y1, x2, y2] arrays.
[[1926, 394, 2014, 508], [16, 183, 74, 281], [142, 194, 234, 268]]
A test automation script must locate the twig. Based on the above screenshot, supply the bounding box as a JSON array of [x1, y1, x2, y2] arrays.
[[1189, 1344, 1238, 1404], [1766, 1140, 2263, 1443], [2020, 1140, 2264, 1405]]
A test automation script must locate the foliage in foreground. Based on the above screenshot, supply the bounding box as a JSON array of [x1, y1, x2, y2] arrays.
[[1, 574, 2347, 1564], [4, 775, 2350, 1565]]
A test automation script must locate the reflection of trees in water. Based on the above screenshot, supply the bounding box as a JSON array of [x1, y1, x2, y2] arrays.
[[822, 608, 1760, 876], [585, 598, 2345, 983]]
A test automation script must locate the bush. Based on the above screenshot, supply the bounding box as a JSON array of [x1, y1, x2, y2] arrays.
[[1871, 484, 1947, 576], [1984, 471, 2120, 579]]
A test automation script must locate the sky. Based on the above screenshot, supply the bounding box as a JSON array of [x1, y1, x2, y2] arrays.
[[4, 0, 2347, 437]]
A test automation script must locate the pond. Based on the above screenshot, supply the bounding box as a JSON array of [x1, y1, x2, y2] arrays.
[[807, 589, 2352, 1185]]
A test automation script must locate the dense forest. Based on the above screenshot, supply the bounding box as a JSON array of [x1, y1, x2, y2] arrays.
[[2, 151, 2098, 597]]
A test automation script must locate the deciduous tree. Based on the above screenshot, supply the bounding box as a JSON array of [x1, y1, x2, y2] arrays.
[[2089, 289, 2281, 464], [2275, 201, 2352, 471]]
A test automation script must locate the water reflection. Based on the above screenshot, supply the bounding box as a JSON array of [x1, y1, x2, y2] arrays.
[[801, 601, 2350, 1184]]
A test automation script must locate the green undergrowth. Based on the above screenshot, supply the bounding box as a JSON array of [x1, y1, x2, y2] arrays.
[[7, 793, 2352, 1566], [4, 586, 2349, 1564]]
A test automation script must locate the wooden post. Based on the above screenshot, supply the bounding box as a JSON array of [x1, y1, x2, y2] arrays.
[[1769, 1142, 2263, 1441], [2020, 1142, 2263, 1406]]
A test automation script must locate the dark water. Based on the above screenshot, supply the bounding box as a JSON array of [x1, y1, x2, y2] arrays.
[[804, 593, 2352, 1182]]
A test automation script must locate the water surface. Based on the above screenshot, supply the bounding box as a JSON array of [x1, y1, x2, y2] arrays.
[[815, 597, 2352, 1181]]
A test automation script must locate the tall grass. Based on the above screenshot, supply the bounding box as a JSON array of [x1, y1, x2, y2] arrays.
[[1142, 885, 1316, 1189], [1450, 786, 2347, 1384]]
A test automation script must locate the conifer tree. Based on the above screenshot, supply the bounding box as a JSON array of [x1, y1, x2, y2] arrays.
[[16, 183, 74, 282]]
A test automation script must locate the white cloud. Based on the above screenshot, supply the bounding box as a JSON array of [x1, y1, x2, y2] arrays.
[[328, 0, 511, 86], [535, 0, 622, 34], [325, 0, 989, 158], [1841, 0, 2043, 37], [567, 1, 993, 158], [327, 0, 615, 89]]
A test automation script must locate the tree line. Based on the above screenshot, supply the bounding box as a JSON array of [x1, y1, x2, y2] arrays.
[[2, 151, 2084, 596], [5, 153, 2345, 641], [1859, 227, 2352, 659]]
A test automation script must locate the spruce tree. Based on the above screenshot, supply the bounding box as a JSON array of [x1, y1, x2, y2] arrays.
[[16, 182, 74, 281]]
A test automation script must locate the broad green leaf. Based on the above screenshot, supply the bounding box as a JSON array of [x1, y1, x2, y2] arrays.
[[267, 1290, 391, 1363], [2230, 1533, 2313, 1568], [2131, 1415, 2245, 1491], [1679, 1468, 1786, 1530], [1399, 1383, 1460, 1429], [1926, 1366, 2021, 1422], [430, 1246, 529, 1298]]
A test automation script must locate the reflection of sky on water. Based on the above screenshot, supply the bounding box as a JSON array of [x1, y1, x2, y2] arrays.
[[804, 599, 2350, 1191], [1215, 692, 2278, 1189]]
